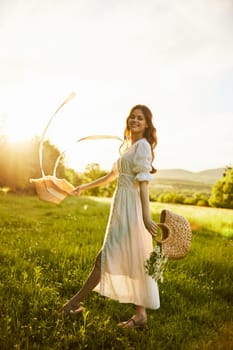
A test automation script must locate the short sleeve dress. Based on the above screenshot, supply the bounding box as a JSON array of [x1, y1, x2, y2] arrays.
[[94, 138, 160, 309]]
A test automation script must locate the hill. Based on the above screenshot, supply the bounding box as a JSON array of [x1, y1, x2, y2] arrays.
[[154, 168, 224, 184]]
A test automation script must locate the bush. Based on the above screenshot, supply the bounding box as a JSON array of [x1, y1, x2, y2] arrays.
[[150, 191, 210, 207], [209, 167, 233, 209]]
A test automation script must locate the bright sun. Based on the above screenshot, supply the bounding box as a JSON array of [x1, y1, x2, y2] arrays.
[[5, 117, 35, 143]]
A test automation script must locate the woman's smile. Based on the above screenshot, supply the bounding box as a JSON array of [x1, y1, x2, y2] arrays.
[[128, 108, 148, 135]]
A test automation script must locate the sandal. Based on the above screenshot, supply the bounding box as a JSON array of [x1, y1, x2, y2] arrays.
[[61, 301, 84, 316], [117, 317, 147, 329]]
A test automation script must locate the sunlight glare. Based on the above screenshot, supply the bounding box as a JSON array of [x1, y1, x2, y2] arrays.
[[5, 117, 36, 143]]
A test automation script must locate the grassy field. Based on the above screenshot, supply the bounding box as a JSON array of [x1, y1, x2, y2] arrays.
[[0, 194, 232, 350]]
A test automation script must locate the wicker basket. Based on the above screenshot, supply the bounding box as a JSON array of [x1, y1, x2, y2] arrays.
[[30, 176, 75, 204], [156, 209, 192, 259]]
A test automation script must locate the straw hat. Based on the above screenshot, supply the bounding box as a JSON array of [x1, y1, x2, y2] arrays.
[[156, 209, 192, 259], [30, 176, 75, 204]]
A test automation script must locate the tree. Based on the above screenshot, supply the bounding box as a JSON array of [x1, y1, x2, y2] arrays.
[[209, 167, 233, 209], [82, 163, 116, 197], [0, 137, 67, 193]]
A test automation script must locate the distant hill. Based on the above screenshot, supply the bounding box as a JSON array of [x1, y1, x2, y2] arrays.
[[154, 168, 224, 185]]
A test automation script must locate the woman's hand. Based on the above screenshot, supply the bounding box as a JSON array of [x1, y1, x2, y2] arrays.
[[70, 185, 85, 196], [144, 218, 159, 237], [69, 171, 117, 197]]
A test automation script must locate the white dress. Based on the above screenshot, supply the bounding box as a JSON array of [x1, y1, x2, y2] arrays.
[[94, 138, 160, 309]]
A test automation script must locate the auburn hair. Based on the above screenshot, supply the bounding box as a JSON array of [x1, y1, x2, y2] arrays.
[[120, 105, 158, 173]]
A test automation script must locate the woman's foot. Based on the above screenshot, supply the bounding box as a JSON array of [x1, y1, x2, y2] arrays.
[[61, 301, 84, 316], [117, 315, 147, 329]]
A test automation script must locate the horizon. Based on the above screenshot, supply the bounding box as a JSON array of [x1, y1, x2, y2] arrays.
[[1, 135, 230, 174]]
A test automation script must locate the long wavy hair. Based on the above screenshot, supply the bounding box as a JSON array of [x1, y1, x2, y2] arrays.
[[120, 104, 158, 173]]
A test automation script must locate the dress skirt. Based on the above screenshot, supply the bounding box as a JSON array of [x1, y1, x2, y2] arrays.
[[94, 138, 160, 310]]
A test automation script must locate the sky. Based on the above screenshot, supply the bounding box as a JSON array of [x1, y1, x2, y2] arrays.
[[0, 0, 232, 172]]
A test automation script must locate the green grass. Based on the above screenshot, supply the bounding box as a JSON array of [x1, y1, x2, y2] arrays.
[[0, 194, 232, 350]]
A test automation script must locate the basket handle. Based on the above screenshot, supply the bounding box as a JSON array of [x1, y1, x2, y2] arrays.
[[153, 223, 170, 244], [39, 92, 77, 178]]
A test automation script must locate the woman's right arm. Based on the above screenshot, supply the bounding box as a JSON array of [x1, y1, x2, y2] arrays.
[[71, 169, 117, 196]]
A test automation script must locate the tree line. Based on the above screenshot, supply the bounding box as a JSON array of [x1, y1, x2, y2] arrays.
[[0, 136, 232, 209], [149, 167, 233, 209], [0, 136, 116, 197]]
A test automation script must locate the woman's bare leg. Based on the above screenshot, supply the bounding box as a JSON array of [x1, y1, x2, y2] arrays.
[[135, 305, 147, 321], [117, 305, 147, 328], [62, 251, 102, 313]]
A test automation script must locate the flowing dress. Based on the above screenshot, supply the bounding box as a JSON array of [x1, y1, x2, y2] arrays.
[[94, 138, 160, 309]]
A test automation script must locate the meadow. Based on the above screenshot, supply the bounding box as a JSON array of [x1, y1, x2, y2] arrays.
[[0, 194, 232, 350]]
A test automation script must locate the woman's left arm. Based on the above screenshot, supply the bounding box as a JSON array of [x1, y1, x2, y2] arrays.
[[139, 181, 158, 237]]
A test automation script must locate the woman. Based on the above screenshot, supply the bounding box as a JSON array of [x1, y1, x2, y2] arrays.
[[62, 105, 160, 328]]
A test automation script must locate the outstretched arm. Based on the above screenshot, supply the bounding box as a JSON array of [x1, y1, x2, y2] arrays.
[[71, 169, 117, 196], [139, 181, 158, 237]]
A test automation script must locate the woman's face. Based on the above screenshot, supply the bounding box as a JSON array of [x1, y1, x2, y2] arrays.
[[127, 108, 148, 136]]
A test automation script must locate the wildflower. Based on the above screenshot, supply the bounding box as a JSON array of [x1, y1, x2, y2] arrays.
[[144, 245, 168, 282]]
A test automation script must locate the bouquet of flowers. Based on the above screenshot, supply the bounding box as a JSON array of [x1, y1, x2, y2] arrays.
[[144, 244, 168, 282]]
